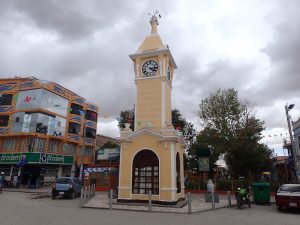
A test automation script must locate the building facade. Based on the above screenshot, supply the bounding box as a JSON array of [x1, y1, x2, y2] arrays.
[[0, 77, 98, 186], [118, 15, 185, 204]]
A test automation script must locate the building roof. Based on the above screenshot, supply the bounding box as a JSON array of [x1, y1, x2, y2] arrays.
[[129, 15, 177, 69], [96, 134, 119, 147]]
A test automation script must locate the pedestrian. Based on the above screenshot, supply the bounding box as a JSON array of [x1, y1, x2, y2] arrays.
[[0, 172, 5, 194]]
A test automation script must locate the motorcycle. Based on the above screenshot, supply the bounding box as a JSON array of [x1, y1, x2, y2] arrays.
[[235, 187, 251, 209]]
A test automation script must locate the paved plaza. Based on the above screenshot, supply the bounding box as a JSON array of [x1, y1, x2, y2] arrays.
[[83, 192, 233, 213], [0, 191, 299, 225]]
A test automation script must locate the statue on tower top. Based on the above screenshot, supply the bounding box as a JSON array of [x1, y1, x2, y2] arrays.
[[148, 10, 161, 34]]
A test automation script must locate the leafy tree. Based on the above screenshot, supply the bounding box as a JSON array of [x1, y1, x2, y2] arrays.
[[118, 107, 135, 130], [198, 88, 274, 182]]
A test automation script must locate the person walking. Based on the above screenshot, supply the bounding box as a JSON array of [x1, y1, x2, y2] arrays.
[[0, 172, 5, 194]]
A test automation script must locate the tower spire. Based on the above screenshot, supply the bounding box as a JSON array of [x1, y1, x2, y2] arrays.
[[149, 10, 161, 34]]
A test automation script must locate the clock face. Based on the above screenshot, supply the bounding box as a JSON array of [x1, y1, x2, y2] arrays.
[[142, 60, 158, 76]]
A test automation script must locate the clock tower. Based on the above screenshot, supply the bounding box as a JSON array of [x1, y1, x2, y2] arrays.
[[130, 15, 176, 132], [118, 14, 185, 204]]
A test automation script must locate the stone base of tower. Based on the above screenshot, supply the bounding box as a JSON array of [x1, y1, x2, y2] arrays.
[[117, 197, 186, 206], [117, 187, 185, 205]]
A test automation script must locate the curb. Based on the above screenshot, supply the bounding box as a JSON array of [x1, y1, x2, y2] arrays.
[[2, 189, 51, 194]]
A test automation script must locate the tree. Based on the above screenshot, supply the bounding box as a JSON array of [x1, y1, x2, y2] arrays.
[[198, 88, 274, 181], [118, 107, 135, 130]]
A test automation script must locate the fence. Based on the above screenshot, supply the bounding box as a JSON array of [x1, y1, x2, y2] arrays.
[[79, 184, 96, 207], [102, 189, 233, 214]]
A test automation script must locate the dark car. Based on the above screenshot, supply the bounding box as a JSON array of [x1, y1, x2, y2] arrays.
[[275, 184, 300, 211], [52, 177, 81, 199]]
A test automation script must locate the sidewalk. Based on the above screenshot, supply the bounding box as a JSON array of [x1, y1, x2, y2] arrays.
[[82, 192, 234, 213], [3, 187, 52, 194]]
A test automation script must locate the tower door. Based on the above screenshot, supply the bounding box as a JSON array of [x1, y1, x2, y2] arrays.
[[132, 150, 159, 195]]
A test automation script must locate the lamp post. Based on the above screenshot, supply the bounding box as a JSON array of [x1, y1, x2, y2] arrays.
[[285, 104, 298, 182]]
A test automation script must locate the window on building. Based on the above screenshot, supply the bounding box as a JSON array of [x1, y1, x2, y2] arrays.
[[85, 127, 96, 139], [63, 143, 76, 155], [68, 122, 81, 134], [2, 138, 17, 151], [0, 94, 13, 106], [16, 89, 68, 117], [48, 116, 66, 137], [132, 150, 159, 195], [12, 112, 66, 137], [27, 138, 45, 152], [36, 113, 49, 134], [70, 103, 84, 116], [176, 153, 181, 193], [0, 115, 9, 126], [48, 140, 59, 153], [18, 138, 27, 152], [85, 110, 97, 122], [80, 146, 94, 156]]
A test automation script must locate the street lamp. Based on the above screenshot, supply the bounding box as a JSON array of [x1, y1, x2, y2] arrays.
[[285, 103, 298, 182]]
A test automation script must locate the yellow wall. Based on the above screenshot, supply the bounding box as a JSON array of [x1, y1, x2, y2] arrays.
[[118, 132, 185, 202]]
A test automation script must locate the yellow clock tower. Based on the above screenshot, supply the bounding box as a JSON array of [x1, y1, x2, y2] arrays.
[[118, 14, 185, 204]]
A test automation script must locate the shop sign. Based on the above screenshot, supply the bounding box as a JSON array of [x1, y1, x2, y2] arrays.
[[0, 153, 74, 165]]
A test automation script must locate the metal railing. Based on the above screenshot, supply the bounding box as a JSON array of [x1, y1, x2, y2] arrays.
[[79, 184, 96, 207]]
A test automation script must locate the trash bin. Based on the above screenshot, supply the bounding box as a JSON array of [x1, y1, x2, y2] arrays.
[[252, 182, 270, 204]]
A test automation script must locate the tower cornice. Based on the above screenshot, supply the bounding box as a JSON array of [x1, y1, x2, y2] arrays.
[[129, 48, 177, 69]]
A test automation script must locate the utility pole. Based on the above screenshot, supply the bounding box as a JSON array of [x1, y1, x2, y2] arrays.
[[285, 104, 299, 182]]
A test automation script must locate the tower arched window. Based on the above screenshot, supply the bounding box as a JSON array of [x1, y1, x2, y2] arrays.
[[176, 152, 181, 193], [132, 150, 159, 195]]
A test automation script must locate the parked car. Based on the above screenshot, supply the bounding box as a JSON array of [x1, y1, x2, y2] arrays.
[[52, 177, 81, 199], [275, 184, 300, 211]]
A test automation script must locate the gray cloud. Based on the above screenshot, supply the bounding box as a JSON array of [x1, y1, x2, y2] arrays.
[[0, 0, 300, 142]]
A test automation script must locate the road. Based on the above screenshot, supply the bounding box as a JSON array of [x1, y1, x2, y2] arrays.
[[0, 191, 299, 225]]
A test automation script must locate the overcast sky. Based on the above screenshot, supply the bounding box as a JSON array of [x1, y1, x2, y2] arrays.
[[1, 0, 299, 155]]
